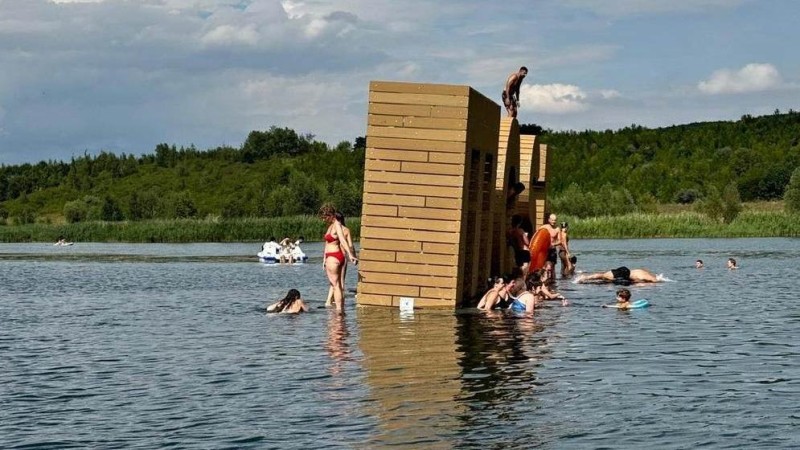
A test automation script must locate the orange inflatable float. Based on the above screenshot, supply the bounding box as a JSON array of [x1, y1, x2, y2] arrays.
[[528, 228, 551, 273]]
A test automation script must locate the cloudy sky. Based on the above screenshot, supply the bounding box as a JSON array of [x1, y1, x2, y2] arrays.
[[1, 0, 798, 164]]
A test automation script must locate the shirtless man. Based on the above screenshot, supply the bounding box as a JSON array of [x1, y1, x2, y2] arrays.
[[503, 66, 528, 118], [576, 267, 661, 284], [539, 213, 565, 269], [507, 214, 531, 272]]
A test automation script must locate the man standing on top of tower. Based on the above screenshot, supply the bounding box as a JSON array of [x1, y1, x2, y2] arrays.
[[503, 66, 528, 118]]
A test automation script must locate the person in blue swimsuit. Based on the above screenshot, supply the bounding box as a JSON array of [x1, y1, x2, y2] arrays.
[[510, 272, 540, 313]]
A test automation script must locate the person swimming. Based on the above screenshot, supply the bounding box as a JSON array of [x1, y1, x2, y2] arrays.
[[576, 266, 661, 285], [602, 288, 633, 309], [726, 258, 738, 270], [695, 259, 704, 269], [266, 289, 309, 314]]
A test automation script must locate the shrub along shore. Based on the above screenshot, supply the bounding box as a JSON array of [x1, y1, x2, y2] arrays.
[[0, 210, 798, 243]]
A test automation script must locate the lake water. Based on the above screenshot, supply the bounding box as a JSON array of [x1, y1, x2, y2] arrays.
[[1, 239, 798, 449]]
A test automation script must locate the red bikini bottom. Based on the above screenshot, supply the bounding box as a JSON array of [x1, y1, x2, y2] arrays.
[[325, 250, 345, 265]]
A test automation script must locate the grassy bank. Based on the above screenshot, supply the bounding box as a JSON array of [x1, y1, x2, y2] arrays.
[[0, 210, 798, 243], [565, 210, 800, 238], [0, 216, 360, 243]]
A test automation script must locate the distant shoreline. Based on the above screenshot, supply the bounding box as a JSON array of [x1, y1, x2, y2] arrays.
[[1, 210, 798, 243]]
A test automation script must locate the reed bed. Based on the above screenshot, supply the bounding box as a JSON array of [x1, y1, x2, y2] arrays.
[[0, 216, 361, 243], [566, 211, 800, 238], [0, 211, 797, 243]]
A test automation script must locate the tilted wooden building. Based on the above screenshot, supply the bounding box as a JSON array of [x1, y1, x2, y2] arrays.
[[357, 81, 548, 309]]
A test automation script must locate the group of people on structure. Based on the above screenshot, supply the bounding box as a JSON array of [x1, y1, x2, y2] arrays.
[[266, 205, 357, 315]]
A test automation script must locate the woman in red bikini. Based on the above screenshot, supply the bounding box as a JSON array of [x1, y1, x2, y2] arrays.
[[320, 204, 357, 314], [324, 212, 357, 308]]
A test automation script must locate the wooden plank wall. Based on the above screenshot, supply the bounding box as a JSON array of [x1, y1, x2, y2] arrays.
[[517, 134, 538, 233], [530, 143, 550, 227], [358, 81, 499, 309], [491, 118, 520, 277], [464, 89, 501, 301]]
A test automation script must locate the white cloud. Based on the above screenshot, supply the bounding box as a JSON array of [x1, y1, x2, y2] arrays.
[[698, 63, 783, 95], [520, 84, 589, 114], [201, 24, 260, 46], [599, 89, 621, 99]]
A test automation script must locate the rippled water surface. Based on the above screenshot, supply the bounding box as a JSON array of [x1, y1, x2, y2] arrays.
[[2, 239, 798, 449]]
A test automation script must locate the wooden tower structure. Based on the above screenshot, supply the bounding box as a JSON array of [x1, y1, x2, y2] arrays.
[[357, 81, 500, 308]]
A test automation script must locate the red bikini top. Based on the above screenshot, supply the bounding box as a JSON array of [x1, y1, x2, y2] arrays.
[[324, 233, 338, 243]]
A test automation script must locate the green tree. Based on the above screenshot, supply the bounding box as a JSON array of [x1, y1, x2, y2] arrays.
[[64, 199, 88, 223], [694, 186, 724, 222], [101, 196, 125, 221], [784, 167, 800, 213], [15, 208, 37, 225], [328, 181, 363, 218], [288, 172, 323, 215], [129, 190, 160, 220], [263, 186, 298, 217], [171, 192, 198, 218], [721, 182, 742, 224]]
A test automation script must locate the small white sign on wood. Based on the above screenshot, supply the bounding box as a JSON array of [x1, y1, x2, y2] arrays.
[[399, 297, 415, 313]]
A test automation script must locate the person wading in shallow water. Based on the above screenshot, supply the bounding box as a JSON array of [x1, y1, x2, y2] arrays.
[[325, 212, 356, 308], [320, 204, 357, 315]]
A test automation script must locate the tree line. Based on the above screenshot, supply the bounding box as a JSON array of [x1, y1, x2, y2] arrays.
[[531, 109, 800, 205], [0, 127, 365, 224], [2, 111, 800, 226]]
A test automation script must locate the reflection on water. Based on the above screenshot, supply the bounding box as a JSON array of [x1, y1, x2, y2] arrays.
[[326, 313, 351, 376], [1, 239, 799, 449], [357, 308, 463, 449]]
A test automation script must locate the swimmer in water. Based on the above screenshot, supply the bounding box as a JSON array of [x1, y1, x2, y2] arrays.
[[510, 271, 539, 313], [602, 288, 633, 309], [477, 275, 512, 310], [266, 289, 308, 314], [576, 266, 661, 285], [695, 259, 704, 269], [726, 258, 738, 270]]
